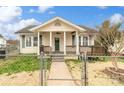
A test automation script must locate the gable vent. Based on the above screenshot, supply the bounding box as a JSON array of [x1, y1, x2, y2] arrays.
[[55, 20, 61, 26]]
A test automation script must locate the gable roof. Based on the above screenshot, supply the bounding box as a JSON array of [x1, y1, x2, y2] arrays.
[[30, 17, 86, 32], [15, 25, 37, 34], [15, 17, 98, 34]]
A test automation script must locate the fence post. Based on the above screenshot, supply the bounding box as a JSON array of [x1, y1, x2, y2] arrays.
[[81, 53, 84, 86], [81, 51, 88, 86], [84, 51, 88, 86], [40, 51, 44, 86]]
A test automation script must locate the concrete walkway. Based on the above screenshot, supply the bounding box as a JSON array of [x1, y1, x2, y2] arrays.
[[47, 62, 75, 86]]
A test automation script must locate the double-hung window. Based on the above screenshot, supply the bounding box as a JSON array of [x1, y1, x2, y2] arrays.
[[22, 35, 25, 48], [72, 35, 76, 46], [33, 37, 38, 46], [79, 36, 81, 46], [83, 36, 88, 46], [26, 36, 31, 47]]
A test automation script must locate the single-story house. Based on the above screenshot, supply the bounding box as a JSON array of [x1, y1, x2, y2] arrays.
[[0, 34, 6, 48], [15, 17, 99, 55]]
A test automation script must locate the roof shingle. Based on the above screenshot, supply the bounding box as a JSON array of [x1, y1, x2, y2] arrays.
[[15, 25, 37, 34], [78, 25, 97, 33]]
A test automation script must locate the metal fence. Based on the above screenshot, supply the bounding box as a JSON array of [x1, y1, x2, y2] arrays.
[[0, 52, 124, 86], [80, 54, 124, 86], [0, 54, 41, 86]]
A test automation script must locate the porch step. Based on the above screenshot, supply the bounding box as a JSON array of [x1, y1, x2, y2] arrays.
[[52, 55, 64, 62]]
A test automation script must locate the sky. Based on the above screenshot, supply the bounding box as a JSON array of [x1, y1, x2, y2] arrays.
[[0, 6, 124, 39]]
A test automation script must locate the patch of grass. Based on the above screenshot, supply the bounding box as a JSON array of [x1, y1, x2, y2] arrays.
[[65, 59, 81, 64], [0, 56, 40, 74], [89, 56, 124, 63], [65, 59, 81, 71], [43, 58, 52, 70], [0, 55, 51, 75]]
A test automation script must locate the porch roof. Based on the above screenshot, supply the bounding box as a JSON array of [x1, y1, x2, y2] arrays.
[[15, 25, 97, 34], [78, 25, 97, 33]]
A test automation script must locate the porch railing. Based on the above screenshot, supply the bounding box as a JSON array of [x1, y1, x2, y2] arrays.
[[40, 45, 105, 56], [66, 46, 76, 54]]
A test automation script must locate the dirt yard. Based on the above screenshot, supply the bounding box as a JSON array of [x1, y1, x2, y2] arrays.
[[0, 70, 40, 86], [66, 61, 124, 86]]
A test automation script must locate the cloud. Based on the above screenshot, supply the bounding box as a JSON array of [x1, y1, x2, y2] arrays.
[[0, 6, 40, 39], [38, 6, 54, 13], [29, 9, 35, 13], [110, 13, 124, 24], [0, 6, 22, 23], [0, 18, 40, 39], [48, 11, 56, 14], [97, 6, 108, 9]]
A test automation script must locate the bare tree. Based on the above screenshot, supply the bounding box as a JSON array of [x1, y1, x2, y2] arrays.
[[96, 20, 124, 70]]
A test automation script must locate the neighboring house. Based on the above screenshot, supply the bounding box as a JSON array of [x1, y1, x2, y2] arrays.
[[7, 40, 18, 47], [15, 17, 98, 55], [7, 40, 19, 51], [0, 34, 6, 48]]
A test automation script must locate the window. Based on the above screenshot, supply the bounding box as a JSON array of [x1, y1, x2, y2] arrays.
[[79, 36, 81, 46], [40, 35, 42, 45], [22, 35, 25, 48], [26, 36, 31, 47], [83, 36, 88, 46], [89, 35, 92, 46], [72, 35, 76, 46], [33, 37, 38, 46]]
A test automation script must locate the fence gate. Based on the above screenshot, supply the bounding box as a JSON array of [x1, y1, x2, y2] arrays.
[[40, 52, 89, 86]]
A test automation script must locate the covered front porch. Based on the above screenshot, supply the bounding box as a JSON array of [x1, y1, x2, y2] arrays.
[[37, 31, 82, 55]]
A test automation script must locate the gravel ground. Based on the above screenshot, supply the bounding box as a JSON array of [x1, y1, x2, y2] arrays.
[[67, 61, 124, 86], [0, 71, 40, 86]]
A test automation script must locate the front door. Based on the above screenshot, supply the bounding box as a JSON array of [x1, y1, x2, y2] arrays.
[[55, 38, 60, 51]]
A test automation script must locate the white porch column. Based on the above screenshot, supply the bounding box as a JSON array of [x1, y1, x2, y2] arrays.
[[50, 32, 52, 47], [88, 35, 90, 46], [19, 35, 22, 53], [37, 32, 40, 55], [50, 32, 52, 52], [76, 31, 79, 55], [81, 36, 83, 46], [64, 31, 66, 55], [31, 36, 33, 47]]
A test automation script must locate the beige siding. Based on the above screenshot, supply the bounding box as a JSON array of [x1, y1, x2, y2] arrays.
[[66, 32, 72, 46], [36, 21, 78, 32], [42, 32, 50, 46], [20, 33, 38, 54], [19, 32, 95, 54], [21, 47, 37, 54]]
